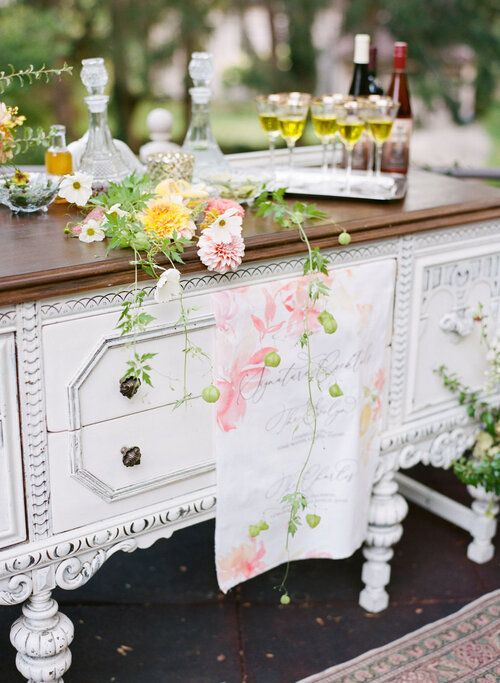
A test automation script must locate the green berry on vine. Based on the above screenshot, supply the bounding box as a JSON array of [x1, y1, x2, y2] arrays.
[[329, 383, 343, 398], [249, 524, 261, 538], [264, 351, 281, 368], [306, 513, 321, 529], [318, 310, 338, 334], [258, 520, 269, 531], [201, 384, 220, 403], [338, 230, 351, 246], [280, 593, 291, 605]]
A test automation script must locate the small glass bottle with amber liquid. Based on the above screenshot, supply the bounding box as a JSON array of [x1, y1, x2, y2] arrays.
[[45, 124, 73, 203]]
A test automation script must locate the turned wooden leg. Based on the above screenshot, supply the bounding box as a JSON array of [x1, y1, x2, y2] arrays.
[[467, 485, 499, 564], [359, 472, 408, 613], [10, 590, 74, 682]]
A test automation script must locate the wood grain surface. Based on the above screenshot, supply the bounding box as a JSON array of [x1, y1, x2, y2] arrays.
[[1, 170, 500, 306]]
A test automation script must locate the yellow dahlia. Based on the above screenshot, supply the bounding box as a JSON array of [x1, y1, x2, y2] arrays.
[[140, 197, 196, 240], [155, 178, 209, 201]]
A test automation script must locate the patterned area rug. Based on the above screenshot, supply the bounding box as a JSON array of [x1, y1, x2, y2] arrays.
[[298, 590, 500, 683]]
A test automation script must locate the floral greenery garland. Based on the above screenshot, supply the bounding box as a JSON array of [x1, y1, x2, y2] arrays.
[[64, 174, 351, 602], [437, 306, 500, 496]]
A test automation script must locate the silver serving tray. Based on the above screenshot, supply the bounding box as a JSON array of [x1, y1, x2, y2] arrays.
[[274, 167, 407, 201]]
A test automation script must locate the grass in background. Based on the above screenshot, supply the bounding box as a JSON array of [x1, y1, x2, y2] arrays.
[[132, 99, 316, 155]]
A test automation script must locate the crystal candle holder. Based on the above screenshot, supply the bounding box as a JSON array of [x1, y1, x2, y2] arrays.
[[146, 151, 195, 185]]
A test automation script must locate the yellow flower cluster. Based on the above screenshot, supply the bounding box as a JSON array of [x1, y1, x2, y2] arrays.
[[140, 197, 192, 239], [0, 103, 25, 164]]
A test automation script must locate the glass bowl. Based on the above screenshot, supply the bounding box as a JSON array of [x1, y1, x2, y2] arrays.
[[203, 170, 269, 205], [0, 172, 61, 213]]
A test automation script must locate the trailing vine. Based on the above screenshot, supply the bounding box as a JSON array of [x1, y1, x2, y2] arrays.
[[253, 189, 349, 603], [436, 306, 500, 497]]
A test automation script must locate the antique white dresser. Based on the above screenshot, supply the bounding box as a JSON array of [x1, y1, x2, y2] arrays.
[[0, 160, 499, 681]]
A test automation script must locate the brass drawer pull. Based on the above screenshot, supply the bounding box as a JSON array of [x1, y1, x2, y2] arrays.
[[121, 446, 142, 467]]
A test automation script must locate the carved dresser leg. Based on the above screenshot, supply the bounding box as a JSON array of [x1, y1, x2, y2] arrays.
[[10, 590, 74, 682], [467, 485, 499, 564], [359, 472, 409, 613]]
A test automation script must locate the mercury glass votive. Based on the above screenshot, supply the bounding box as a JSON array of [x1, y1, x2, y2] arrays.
[[146, 151, 195, 185]]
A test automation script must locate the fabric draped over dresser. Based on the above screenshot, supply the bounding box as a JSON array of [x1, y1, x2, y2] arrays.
[[213, 259, 397, 592]]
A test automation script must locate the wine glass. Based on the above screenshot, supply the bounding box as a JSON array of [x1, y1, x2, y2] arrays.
[[365, 97, 400, 177], [311, 95, 339, 176], [358, 94, 381, 174], [334, 99, 368, 192], [256, 94, 281, 177], [276, 92, 311, 176]]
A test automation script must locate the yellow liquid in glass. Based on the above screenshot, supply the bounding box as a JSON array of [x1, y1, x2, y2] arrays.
[[259, 113, 279, 133], [278, 116, 306, 142], [312, 115, 337, 138], [367, 118, 394, 143], [45, 150, 73, 204], [337, 121, 365, 146], [45, 150, 73, 175]]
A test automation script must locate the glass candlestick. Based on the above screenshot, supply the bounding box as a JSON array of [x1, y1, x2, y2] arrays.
[[182, 52, 229, 179]]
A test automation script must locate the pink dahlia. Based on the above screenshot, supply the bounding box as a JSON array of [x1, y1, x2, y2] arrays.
[[198, 231, 245, 274], [206, 197, 245, 218]]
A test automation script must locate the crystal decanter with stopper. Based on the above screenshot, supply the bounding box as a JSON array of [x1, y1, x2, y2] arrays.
[[182, 52, 229, 179], [69, 58, 143, 184]]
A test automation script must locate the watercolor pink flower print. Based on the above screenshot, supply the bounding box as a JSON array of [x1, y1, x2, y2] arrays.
[[216, 347, 276, 432], [251, 289, 284, 339], [218, 540, 266, 584]]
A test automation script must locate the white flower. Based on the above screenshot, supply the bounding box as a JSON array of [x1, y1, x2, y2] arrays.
[[204, 208, 243, 244], [106, 203, 128, 218], [58, 172, 93, 206], [0, 102, 10, 126], [154, 268, 181, 303], [486, 350, 496, 363], [78, 219, 106, 243]]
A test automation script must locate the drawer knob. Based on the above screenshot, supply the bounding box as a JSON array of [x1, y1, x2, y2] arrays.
[[121, 446, 142, 467]]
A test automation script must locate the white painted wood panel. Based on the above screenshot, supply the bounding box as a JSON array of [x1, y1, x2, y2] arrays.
[[42, 292, 214, 432], [48, 399, 216, 533], [0, 334, 26, 548], [405, 243, 500, 420]]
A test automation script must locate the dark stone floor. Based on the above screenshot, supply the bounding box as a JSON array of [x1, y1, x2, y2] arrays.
[[0, 466, 498, 683]]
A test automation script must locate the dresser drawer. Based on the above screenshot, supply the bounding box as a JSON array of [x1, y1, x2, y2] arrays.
[[405, 243, 499, 420], [48, 399, 215, 533], [42, 290, 214, 432]]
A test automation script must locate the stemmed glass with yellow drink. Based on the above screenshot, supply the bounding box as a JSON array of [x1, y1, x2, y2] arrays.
[[256, 94, 281, 177], [276, 92, 310, 176], [364, 97, 400, 176], [311, 95, 343, 176], [334, 99, 368, 192]]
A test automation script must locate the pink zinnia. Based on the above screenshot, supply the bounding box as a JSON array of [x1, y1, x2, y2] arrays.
[[205, 197, 245, 218], [198, 231, 245, 274]]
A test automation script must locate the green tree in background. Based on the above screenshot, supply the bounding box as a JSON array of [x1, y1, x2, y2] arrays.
[[344, 0, 500, 121]]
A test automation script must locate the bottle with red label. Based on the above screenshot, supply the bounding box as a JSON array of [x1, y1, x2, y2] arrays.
[[381, 42, 412, 174]]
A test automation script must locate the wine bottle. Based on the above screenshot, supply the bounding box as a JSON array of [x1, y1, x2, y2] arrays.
[[349, 34, 371, 96], [381, 42, 412, 174], [348, 34, 371, 170], [367, 47, 384, 95]]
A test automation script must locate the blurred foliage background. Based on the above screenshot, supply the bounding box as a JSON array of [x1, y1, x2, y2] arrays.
[[1, 0, 499, 163]]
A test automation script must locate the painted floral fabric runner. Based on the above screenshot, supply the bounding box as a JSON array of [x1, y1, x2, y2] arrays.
[[214, 259, 396, 592]]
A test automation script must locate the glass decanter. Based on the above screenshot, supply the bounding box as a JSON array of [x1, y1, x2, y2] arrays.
[[182, 52, 229, 179], [78, 58, 130, 184]]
